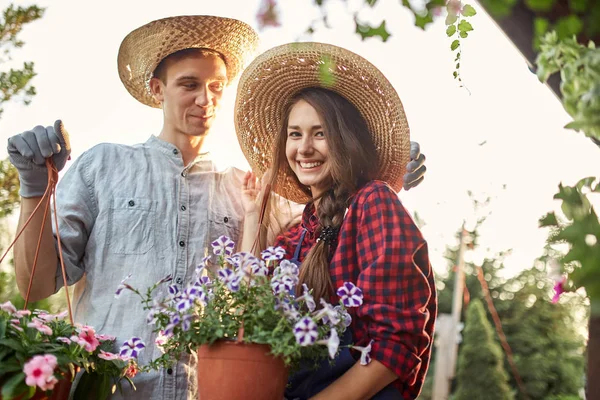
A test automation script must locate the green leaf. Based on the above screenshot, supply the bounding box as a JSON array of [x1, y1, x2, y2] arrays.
[[539, 212, 559, 227], [1, 372, 26, 399], [525, 0, 556, 12], [445, 13, 458, 25], [462, 4, 477, 16], [365, 0, 378, 6], [414, 12, 434, 30], [446, 25, 457, 37], [354, 20, 391, 42], [458, 20, 474, 32], [555, 15, 584, 40], [451, 39, 460, 51], [460, 31, 469, 38], [453, 71, 458, 79]]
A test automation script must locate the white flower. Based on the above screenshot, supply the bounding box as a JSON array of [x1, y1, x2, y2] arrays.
[[211, 235, 235, 256], [352, 340, 374, 365], [316, 329, 340, 359]]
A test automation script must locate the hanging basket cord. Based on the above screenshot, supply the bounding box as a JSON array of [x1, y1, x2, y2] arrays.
[[0, 156, 74, 325]]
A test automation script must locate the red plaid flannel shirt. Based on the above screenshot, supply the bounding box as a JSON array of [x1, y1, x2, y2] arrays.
[[274, 181, 437, 399]]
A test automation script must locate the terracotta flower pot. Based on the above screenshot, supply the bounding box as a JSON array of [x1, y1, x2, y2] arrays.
[[197, 341, 289, 400]]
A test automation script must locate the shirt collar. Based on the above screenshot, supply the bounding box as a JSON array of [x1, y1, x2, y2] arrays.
[[301, 203, 320, 234], [146, 135, 215, 171]]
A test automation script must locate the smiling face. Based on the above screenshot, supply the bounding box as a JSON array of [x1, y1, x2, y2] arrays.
[[285, 99, 332, 198], [150, 50, 228, 139]]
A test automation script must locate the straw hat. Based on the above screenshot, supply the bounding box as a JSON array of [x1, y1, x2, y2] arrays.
[[234, 42, 410, 204], [118, 15, 259, 108]]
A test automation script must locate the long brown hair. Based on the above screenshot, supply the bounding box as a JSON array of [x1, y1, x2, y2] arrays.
[[263, 87, 379, 302]]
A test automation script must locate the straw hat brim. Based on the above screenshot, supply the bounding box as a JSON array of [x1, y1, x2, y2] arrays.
[[234, 42, 410, 204], [118, 15, 259, 108]]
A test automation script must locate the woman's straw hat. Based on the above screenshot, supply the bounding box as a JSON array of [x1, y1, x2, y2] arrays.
[[234, 42, 410, 204]]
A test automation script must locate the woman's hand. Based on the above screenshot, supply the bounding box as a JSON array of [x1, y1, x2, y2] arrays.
[[242, 170, 262, 216]]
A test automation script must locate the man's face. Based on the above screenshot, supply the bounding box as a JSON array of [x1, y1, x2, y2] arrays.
[[150, 54, 227, 137]]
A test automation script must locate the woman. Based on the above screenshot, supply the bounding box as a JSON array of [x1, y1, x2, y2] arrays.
[[235, 42, 436, 400]]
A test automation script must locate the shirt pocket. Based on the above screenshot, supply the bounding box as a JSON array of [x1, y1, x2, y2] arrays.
[[208, 209, 241, 244], [108, 197, 156, 255]]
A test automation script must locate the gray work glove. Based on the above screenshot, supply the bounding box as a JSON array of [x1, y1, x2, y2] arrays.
[[7, 120, 71, 198], [403, 141, 426, 191]]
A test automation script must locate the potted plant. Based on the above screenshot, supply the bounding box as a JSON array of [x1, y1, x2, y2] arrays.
[[0, 302, 142, 400], [117, 235, 372, 400]]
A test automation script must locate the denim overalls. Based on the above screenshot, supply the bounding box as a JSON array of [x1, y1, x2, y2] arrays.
[[284, 229, 403, 400]]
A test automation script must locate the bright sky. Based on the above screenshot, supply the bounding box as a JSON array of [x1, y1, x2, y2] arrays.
[[0, 0, 597, 278]]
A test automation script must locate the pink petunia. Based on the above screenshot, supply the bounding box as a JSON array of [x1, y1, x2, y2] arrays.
[[23, 354, 58, 391], [72, 327, 100, 352], [96, 333, 116, 341], [98, 350, 120, 361], [14, 309, 32, 318], [0, 301, 17, 314], [27, 318, 53, 336], [552, 276, 567, 303]]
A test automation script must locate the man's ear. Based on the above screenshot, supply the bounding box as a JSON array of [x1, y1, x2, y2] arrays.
[[149, 77, 164, 104]]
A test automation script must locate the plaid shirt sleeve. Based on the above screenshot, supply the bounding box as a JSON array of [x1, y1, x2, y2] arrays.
[[352, 182, 435, 392]]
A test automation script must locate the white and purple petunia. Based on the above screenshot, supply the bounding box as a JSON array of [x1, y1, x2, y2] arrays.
[[271, 275, 295, 295], [273, 259, 299, 279], [181, 314, 194, 332], [295, 284, 316, 312], [352, 340, 374, 365], [211, 235, 235, 256], [114, 273, 133, 299], [261, 246, 286, 262], [293, 316, 319, 346], [313, 299, 341, 326], [316, 329, 340, 359], [119, 337, 146, 359], [336, 282, 363, 308], [195, 256, 211, 276], [155, 274, 173, 286], [217, 268, 242, 292]]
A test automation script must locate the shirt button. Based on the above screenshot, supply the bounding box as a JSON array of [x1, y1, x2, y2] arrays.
[[179, 241, 185, 247], [223, 216, 229, 223], [167, 368, 173, 375], [172, 149, 178, 155], [128, 200, 135, 207], [175, 277, 183, 285], [181, 171, 187, 177], [181, 205, 187, 211]]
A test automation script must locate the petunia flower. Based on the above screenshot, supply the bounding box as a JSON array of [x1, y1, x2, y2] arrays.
[[261, 246, 286, 262], [336, 282, 363, 308], [293, 316, 319, 346], [271, 275, 295, 295], [552, 276, 567, 304], [115, 273, 133, 299], [72, 327, 100, 352], [1, 301, 17, 314], [217, 268, 242, 292], [352, 340, 375, 365], [313, 299, 340, 326], [295, 283, 316, 312], [120, 337, 146, 359], [98, 350, 120, 361], [211, 235, 235, 256], [316, 329, 340, 359], [27, 318, 53, 336], [23, 354, 58, 391]]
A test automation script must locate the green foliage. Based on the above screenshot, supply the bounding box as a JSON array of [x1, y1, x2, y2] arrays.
[[540, 177, 600, 310], [0, 159, 19, 220], [0, 306, 135, 400], [536, 32, 600, 141], [0, 4, 44, 117], [354, 20, 390, 42], [444, 2, 477, 85], [454, 299, 514, 400]]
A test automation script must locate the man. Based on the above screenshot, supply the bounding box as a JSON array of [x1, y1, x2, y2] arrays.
[[6, 15, 426, 399]]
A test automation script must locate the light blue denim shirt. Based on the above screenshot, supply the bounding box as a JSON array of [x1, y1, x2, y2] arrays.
[[53, 135, 246, 399]]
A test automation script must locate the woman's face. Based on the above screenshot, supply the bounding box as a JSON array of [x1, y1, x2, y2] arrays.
[[285, 99, 331, 198]]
